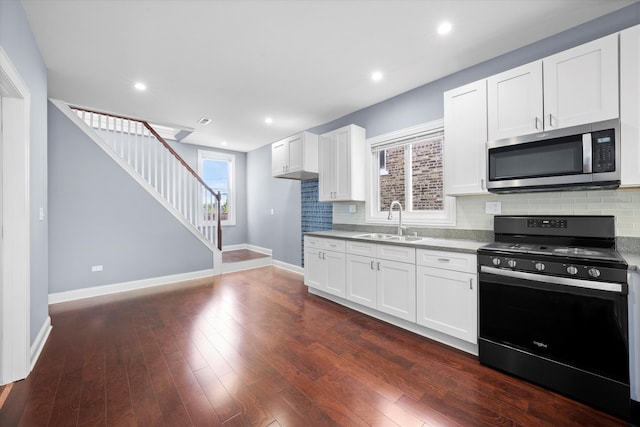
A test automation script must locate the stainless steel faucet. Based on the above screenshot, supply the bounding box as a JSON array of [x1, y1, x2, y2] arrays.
[[387, 200, 405, 236]]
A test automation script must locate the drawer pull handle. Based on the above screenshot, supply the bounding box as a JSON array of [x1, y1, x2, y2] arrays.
[[438, 258, 450, 262]]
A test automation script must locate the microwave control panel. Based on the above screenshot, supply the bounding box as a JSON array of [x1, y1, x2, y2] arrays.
[[592, 129, 615, 173]]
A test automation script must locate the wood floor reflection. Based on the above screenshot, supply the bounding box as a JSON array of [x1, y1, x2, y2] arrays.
[[0, 266, 627, 426]]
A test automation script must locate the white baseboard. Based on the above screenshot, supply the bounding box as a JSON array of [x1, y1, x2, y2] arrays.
[[273, 260, 304, 275], [222, 243, 272, 256], [30, 316, 52, 372], [48, 269, 215, 304]]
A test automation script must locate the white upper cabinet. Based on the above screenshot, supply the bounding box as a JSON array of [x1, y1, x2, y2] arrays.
[[444, 79, 488, 196], [621, 24, 640, 187], [543, 33, 619, 130], [487, 33, 619, 141], [271, 131, 318, 180], [318, 124, 366, 202], [487, 61, 543, 140]]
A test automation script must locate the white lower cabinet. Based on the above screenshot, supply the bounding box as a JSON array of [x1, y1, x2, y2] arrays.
[[305, 235, 479, 352], [416, 249, 478, 344], [304, 236, 346, 298], [346, 241, 416, 322]]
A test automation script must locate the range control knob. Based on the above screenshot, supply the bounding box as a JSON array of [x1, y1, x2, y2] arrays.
[[492, 258, 501, 266], [567, 266, 578, 275], [588, 267, 601, 278], [535, 262, 545, 271], [507, 259, 517, 268]]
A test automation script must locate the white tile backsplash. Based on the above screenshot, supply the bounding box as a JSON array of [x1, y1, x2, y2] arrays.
[[333, 188, 640, 237]]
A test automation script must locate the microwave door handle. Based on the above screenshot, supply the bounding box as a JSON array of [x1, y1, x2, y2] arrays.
[[583, 133, 592, 173]]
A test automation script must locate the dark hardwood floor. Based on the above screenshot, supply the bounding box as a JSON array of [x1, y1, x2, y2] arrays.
[[0, 266, 627, 426]]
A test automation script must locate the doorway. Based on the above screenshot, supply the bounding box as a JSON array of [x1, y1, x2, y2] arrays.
[[0, 47, 31, 385]]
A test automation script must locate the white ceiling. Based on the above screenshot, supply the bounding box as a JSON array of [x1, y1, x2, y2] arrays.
[[22, 0, 635, 152]]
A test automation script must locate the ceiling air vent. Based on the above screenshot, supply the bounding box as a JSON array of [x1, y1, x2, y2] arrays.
[[198, 117, 212, 125]]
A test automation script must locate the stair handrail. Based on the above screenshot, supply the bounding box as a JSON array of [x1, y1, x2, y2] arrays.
[[71, 106, 222, 250]]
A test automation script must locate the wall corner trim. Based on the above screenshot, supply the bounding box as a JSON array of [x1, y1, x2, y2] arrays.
[[29, 316, 52, 373]]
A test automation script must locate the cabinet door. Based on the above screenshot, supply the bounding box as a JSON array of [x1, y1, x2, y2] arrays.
[[346, 254, 377, 309], [487, 61, 543, 140], [324, 250, 346, 298], [287, 133, 304, 172], [543, 33, 619, 130], [443, 80, 488, 195], [377, 260, 416, 322], [271, 139, 289, 176], [333, 127, 352, 200], [416, 266, 477, 344], [318, 133, 334, 201], [304, 246, 324, 290], [621, 24, 640, 187]]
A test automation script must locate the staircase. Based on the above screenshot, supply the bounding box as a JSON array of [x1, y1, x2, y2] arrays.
[[51, 100, 223, 274]]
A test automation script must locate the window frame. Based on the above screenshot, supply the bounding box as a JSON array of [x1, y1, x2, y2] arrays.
[[197, 149, 236, 226], [365, 119, 456, 227]]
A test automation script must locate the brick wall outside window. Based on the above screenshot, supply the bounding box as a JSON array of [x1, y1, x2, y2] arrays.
[[378, 137, 443, 212], [379, 146, 405, 210], [412, 137, 443, 210]]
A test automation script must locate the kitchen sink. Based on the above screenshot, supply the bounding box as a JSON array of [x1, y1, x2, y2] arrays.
[[387, 235, 423, 242], [354, 233, 423, 242], [354, 233, 395, 240]]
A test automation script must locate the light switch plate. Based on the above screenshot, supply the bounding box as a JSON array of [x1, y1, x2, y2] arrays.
[[348, 204, 356, 214], [485, 201, 502, 214]]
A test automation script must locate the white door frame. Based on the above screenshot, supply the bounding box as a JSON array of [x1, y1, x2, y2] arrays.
[[0, 47, 31, 385]]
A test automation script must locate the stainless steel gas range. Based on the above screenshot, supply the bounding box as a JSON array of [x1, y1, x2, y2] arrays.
[[477, 215, 630, 419]]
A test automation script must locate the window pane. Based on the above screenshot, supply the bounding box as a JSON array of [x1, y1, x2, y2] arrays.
[[202, 159, 229, 221], [411, 137, 444, 211], [379, 145, 405, 211]]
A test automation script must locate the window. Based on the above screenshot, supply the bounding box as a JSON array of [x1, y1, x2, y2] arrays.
[[366, 120, 455, 226], [198, 150, 236, 226]]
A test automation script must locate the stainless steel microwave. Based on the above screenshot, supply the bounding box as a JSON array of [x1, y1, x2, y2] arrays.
[[486, 119, 620, 193]]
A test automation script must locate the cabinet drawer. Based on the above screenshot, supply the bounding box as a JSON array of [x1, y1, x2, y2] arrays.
[[377, 244, 415, 263], [322, 238, 346, 252], [346, 241, 376, 256], [304, 236, 322, 249], [416, 249, 476, 273]]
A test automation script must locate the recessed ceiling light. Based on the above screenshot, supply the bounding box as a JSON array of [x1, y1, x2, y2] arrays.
[[134, 82, 147, 91], [265, 117, 273, 124], [198, 117, 212, 125], [437, 21, 452, 35], [221, 141, 228, 146], [371, 71, 383, 82]]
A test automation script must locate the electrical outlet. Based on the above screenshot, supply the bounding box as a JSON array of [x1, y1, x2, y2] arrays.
[[91, 265, 103, 272], [485, 201, 502, 214], [348, 204, 356, 214]]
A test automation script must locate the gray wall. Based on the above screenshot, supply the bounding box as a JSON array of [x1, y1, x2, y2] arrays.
[[48, 102, 215, 293], [0, 0, 49, 344], [246, 3, 640, 267], [247, 144, 302, 266], [167, 140, 248, 246]]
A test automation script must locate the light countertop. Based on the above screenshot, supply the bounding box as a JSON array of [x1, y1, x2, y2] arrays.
[[304, 230, 485, 254]]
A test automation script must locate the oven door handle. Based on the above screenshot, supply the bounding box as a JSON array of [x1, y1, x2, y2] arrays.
[[480, 266, 624, 293]]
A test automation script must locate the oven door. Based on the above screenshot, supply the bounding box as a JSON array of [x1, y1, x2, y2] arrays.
[[479, 266, 629, 384]]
